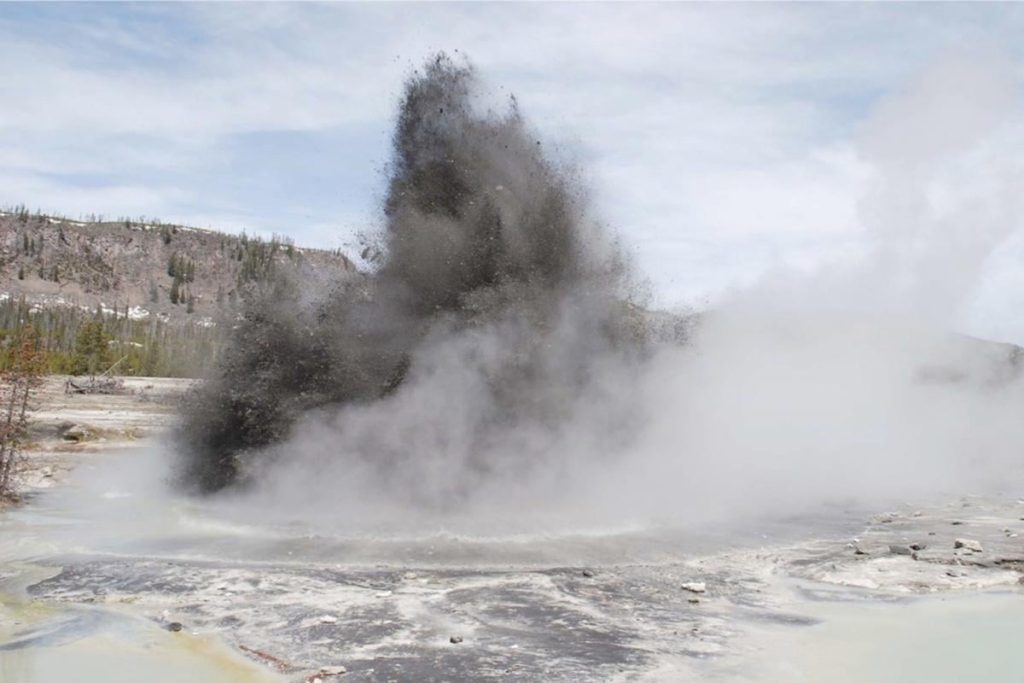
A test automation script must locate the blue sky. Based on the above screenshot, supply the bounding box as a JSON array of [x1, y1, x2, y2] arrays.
[[2, 3, 1024, 339]]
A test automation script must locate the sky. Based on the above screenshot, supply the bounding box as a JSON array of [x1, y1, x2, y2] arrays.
[[2, 3, 1024, 340]]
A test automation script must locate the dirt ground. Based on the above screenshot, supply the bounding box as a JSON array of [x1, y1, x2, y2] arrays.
[[12, 375, 193, 494]]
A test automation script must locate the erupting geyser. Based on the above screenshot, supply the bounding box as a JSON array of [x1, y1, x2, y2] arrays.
[[176, 54, 649, 503]]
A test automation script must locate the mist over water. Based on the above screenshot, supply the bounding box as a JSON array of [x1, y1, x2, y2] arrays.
[[176, 52, 1024, 539], [177, 54, 649, 522]]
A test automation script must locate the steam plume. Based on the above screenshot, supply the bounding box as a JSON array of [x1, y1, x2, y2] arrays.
[[176, 54, 645, 502], [177, 51, 1024, 536]]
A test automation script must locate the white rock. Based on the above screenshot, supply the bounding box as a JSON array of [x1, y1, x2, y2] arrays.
[[681, 582, 706, 594], [319, 615, 338, 625], [954, 538, 983, 552]]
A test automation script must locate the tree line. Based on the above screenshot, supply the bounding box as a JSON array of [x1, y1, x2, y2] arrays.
[[0, 297, 222, 377]]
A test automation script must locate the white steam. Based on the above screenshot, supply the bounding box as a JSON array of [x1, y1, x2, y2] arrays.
[[227, 52, 1024, 537]]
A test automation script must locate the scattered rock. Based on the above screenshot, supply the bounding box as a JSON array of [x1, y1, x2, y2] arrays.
[[166, 622, 183, 632], [449, 636, 463, 644], [946, 569, 966, 578], [954, 538, 983, 553], [581, 569, 595, 578], [681, 582, 706, 594]]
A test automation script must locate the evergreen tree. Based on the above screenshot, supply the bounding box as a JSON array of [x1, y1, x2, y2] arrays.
[[170, 273, 182, 304], [71, 321, 111, 375]]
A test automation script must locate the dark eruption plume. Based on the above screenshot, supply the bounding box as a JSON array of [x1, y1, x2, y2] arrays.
[[176, 54, 645, 500]]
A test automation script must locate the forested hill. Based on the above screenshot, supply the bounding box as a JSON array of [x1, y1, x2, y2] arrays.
[[0, 206, 356, 376]]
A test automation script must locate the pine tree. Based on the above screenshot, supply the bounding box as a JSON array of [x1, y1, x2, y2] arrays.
[[170, 274, 182, 304]]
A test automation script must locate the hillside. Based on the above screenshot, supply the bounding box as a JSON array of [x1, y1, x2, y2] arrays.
[[0, 207, 355, 321], [0, 207, 357, 376]]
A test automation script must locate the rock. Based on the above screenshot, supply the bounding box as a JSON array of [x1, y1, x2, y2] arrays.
[[888, 545, 913, 556], [319, 665, 347, 676], [951, 521, 964, 526], [687, 598, 700, 604], [319, 615, 338, 625], [681, 582, 706, 594], [166, 622, 183, 632], [908, 543, 927, 551], [449, 636, 463, 644], [402, 571, 418, 580], [61, 424, 89, 442], [853, 546, 868, 556], [581, 569, 595, 578], [954, 538, 983, 552]]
